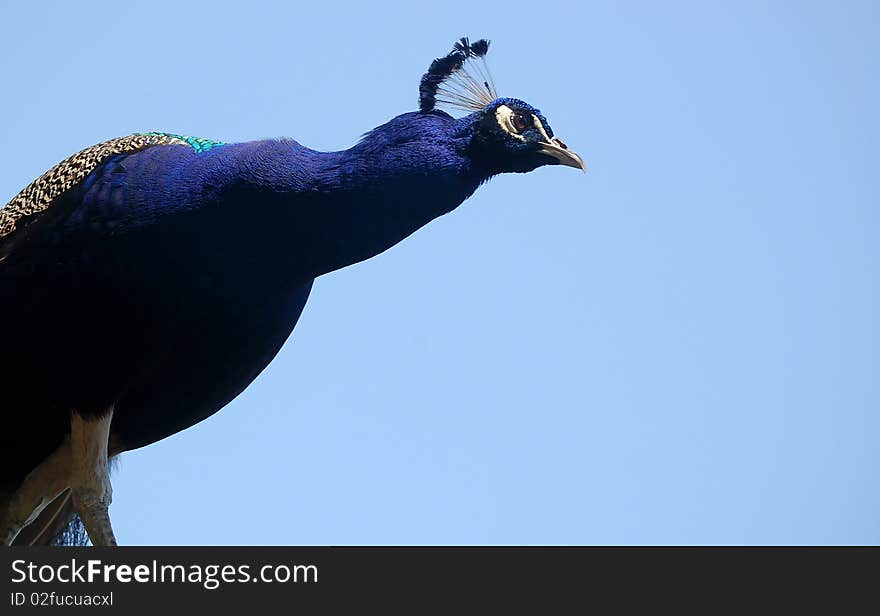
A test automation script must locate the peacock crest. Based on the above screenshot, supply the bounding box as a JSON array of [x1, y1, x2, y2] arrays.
[[419, 37, 497, 113]]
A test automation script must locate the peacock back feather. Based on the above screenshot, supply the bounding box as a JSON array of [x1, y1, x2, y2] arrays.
[[0, 132, 223, 239]]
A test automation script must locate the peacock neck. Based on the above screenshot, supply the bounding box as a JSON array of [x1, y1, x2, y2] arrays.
[[222, 120, 483, 279]]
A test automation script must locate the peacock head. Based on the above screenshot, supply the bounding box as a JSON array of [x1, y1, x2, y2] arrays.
[[419, 37, 585, 175]]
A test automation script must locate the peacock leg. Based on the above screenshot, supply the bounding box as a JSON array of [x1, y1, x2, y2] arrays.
[[70, 408, 117, 546], [0, 436, 72, 545]]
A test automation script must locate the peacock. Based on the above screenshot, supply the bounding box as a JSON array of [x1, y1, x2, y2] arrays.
[[0, 37, 584, 546]]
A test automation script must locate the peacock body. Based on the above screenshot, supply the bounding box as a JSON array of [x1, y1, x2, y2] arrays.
[[0, 38, 583, 545]]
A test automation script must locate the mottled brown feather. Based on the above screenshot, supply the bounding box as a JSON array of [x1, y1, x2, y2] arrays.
[[0, 133, 189, 240]]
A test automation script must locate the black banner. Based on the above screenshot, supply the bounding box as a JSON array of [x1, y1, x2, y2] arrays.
[[1, 547, 876, 612]]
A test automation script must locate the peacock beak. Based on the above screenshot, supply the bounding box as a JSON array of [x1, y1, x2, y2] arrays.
[[539, 137, 586, 171]]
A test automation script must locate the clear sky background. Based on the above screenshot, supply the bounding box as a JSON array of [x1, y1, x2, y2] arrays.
[[1, 1, 877, 544]]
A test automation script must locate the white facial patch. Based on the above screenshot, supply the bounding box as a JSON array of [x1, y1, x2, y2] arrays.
[[530, 114, 553, 143], [495, 104, 527, 141]]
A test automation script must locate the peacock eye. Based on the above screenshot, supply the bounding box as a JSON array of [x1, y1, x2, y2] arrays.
[[510, 113, 530, 133]]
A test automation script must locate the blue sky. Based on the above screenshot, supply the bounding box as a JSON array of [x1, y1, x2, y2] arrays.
[[1, 1, 877, 544]]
